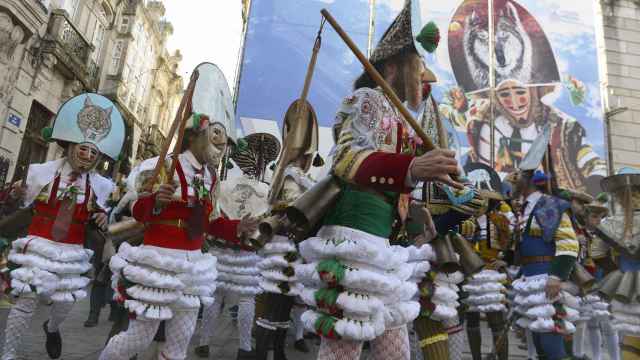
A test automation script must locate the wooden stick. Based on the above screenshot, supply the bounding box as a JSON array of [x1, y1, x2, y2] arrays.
[[145, 70, 199, 191], [168, 70, 199, 177], [321, 8, 436, 152]]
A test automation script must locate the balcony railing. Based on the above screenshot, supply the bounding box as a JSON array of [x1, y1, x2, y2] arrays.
[[43, 10, 96, 90], [87, 60, 100, 90]]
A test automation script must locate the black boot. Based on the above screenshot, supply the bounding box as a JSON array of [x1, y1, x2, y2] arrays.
[[254, 325, 276, 360], [236, 348, 256, 359], [273, 328, 288, 360], [85, 281, 106, 327], [43, 320, 62, 359], [194, 345, 210, 358], [467, 326, 482, 360], [294, 338, 309, 353]]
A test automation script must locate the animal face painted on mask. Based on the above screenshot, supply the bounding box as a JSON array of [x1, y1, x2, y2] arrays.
[[69, 143, 100, 173]]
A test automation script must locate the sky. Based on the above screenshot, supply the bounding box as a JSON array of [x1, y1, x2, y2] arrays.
[[163, 0, 244, 94]]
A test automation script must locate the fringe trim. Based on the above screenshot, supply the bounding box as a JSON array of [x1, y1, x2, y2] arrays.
[[295, 262, 402, 294], [406, 244, 436, 262], [9, 253, 92, 275], [217, 263, 260, 276], [260, 241, 296, 255], [299, 226, 408, 270], [217, 282, 263, 296], [12, 236, 93, 263], [468, 270, 507, 284], [218, 272, 261, 286], [259, 280, 302, 296], [301, 309, 386, 341], [299, 287, 385, 317], [384, 301, 421, 329]]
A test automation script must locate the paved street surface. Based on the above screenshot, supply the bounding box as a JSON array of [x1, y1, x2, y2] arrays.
[[0, 298, 604, 359]]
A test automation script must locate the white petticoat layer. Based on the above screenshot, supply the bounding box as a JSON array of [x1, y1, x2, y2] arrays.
[[611, 300, 640, 336], [211, 247, 262, 296], [110, 242, 217, 320], [9, 236, 93, 302], [430, 271, 463, 322], [297, 225, 421, 340], [464, 269, 507, 313], [512, 274, 577, 334], [257, 235, 302, 296]]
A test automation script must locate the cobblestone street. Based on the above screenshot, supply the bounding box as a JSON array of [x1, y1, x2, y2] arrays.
[[0, 297, 540, 360]]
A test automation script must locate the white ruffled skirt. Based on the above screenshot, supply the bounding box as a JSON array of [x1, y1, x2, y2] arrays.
[[611, 300, 640, 335], [463, 269, 507, 313], [297, 225, 425, 341], [257, 235, 303, 296], [110, 242, 217, 320], [513, 274, 579, 334], [429, 271, 464, 322], [211, 247, 262, 296], [8, 236, 93, 302]]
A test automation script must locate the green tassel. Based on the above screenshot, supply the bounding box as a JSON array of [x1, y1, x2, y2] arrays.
[[596, 192, 609, 203], [237, 138, 249, 152], [41, 127, 54, 143], [314, 288, 340, 308], [416, 21, 440, 53], [192, 113, 201, 128], [317, 259, 346, 285]]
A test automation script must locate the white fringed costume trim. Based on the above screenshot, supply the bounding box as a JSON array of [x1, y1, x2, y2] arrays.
[[512, 274, 576, 334], [611, 300, 640, 336], [464, 269, 507, 313], [210, 247, 262, 296], [257, 235, 301, 297], [297, 225, 421, 341], [430, 271, 464, 322], [8, 236, 93, 302], [110, 242, 217, 320]]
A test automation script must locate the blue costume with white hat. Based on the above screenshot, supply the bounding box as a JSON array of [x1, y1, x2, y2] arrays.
[[511, 170, 580, 360]]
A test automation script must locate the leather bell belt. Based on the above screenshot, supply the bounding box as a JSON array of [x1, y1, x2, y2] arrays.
[[520, 255, 555, 265]]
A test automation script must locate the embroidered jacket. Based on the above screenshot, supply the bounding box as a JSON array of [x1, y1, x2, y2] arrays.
[[332, 88, 420, 194]]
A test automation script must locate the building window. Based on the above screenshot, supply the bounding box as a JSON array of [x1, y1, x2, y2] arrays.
[[110, 40, 124, 75], [92, 23, 105, 62]]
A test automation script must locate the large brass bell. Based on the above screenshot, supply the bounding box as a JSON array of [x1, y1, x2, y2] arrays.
[[450, 232, 485, 276], [596, 270, 624, 300], [431, 235, 460, 274], [570, 263, 595, 292], [286, 176, 341, 237], [615, 272, 635, 304]]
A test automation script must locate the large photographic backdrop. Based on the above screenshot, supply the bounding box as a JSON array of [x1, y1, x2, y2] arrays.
[[235, 0, 606, 194]]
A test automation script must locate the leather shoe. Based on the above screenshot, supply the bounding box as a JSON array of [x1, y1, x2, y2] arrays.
[[194, 345, 209, 358], [43, 320, 62, 359]]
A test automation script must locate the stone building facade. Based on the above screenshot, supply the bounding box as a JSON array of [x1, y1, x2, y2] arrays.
[[598, 0, 640, 171], [0, 0, 182, 182]]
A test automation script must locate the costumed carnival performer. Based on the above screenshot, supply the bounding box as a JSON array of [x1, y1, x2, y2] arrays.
[[100, 63, 259, 360], [593, 167, 640, 359], [564, 191, 619, 360], [508, 169, 580, 360], [409, 57, 485, 360], [1, 93, 125, 360], [196, 132, 280, 359], [295, 2, 463, 358], [461, 163, 513, 360], [253, 92, 323, 360]]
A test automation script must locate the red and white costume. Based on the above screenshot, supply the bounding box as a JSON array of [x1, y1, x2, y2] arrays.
[[2, 159, 113, 360], [100, 151, 240, 360]]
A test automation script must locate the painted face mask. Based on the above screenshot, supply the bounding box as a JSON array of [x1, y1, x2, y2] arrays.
[[206, 123, 228, 167], [496, 80, 533, 128], [69, 142, 100, 173]]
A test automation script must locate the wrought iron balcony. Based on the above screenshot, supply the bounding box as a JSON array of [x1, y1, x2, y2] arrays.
[[42, 10, 97, 90]]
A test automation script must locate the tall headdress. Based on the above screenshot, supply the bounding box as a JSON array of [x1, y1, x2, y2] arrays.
[[601, 167, 640, 248], [189, 62, 236, 141], [231, 133, 281, 181], [48, 93, 125, 160], [370, 0, 441, 64]]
